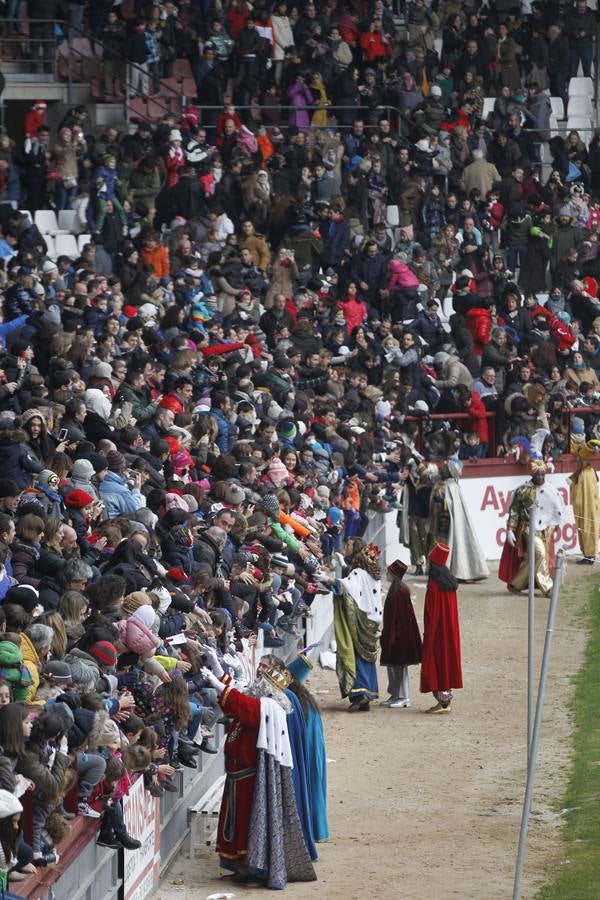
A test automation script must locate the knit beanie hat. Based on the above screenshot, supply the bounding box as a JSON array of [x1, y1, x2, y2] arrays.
[[0, 789, 22, 820], [88, 641, 118, 668], [106, 450, 126, 472], [43, 660, 73, 684], [65, 489, 94, 509], [84, 453, 109, 474], [260, 494, 280, 518], [0, 479, 20, 499]]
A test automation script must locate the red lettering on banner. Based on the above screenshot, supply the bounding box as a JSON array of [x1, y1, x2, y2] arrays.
[[481, 486, 513, 516], [496, 527, 507, 547], [498, 491, 513, 517], [481, 486, 499, 511]]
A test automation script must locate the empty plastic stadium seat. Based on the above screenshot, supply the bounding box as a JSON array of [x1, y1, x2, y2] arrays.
[[549, 97, 564, 119], [567, 95, 593, 118], [58, 210, 76, 232], [44, 235, 57, 260], [34, 210, 60, 235], [568, 76, 593, 96], [54, 234, 79, 259], [78, 234, 92, 252]]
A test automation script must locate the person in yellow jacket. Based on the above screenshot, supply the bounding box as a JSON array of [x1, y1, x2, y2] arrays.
[[21, 624, 53, 704]]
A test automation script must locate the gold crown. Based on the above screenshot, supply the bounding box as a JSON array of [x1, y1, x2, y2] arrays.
[[262, 664, 293, 692]]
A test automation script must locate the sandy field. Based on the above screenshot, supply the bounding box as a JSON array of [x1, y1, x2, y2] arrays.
[[158, 564, 587, 900]]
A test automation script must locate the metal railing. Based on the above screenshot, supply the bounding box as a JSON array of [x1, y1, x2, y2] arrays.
[[405, 405, 600, 459]]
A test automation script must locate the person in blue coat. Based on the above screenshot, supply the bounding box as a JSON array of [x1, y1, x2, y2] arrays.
[[259, 653, 318, 861], [262, 651, 329, 846], [287, 652, 329, 843]]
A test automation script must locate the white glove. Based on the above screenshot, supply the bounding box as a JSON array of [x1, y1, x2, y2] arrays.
[[204, 647, 224, 679], [200, 666, 225, 695], [59, 735, 69, 755], [507, 530, 516, 547]]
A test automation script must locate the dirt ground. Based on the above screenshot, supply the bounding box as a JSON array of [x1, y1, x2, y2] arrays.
[[158, 564, 587, 900]]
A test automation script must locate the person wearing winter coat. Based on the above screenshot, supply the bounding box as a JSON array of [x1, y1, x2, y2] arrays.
[[83, 388, 114, 446], [16, 710, 71, 864], [432, 351, 474, 390], [98, 456, 142, 518], [462, 150, 501, 198], [0, 425, 42, 490], [265, 249, 300, 309], [67, 458, 100, 502], [498, 24, 522, 93], [287, 76, 314, 133], [10, 514, 45, 589], [114, 371, 160, 425]]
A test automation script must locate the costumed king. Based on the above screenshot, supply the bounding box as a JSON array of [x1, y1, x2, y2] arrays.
[[499, 458, 565, 596], [420, 542, 463, 714], [427, 455, 489, 582], [261, 651, 329, 844], [380, 559, 423, 708], [570, 421, 600, 565], [329, 538, 383, 712], [200, 653, 316, 890]]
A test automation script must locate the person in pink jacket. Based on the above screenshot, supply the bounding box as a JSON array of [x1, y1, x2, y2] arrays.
[[386, 256, 421, 321]]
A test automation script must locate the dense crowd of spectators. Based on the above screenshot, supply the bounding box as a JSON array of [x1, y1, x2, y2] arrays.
[[0, 0, 598, 879]]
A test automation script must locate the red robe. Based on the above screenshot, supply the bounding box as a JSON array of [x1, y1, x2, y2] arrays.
[[380, 577, 422, 667], [420, 576, 463, 693], [216, 682, 261, 864]]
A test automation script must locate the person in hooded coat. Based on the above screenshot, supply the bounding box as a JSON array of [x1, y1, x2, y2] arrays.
[[420, 542, 463, 714], [20, 409, 54, 468], [0, 424, 43, 490], [67, 458, 100, 501], [379, 559, 422, 708], [83, 389, 114, 445]]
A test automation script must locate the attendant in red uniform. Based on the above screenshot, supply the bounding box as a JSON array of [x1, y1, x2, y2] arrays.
[[420, 542, 463, 714]]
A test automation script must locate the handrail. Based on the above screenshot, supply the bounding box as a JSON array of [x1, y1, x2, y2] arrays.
[[403, 405, 600, 459], [0, 18, 181, 122]]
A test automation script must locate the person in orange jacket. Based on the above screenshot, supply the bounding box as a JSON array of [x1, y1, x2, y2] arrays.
[[140, 232, 170, 278]]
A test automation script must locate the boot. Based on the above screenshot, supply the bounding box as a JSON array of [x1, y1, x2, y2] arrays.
[[161, 780, 178, 793], [115, 831, 142, 850], [177, 748, 198, 768], [97, 830, 120, 849]]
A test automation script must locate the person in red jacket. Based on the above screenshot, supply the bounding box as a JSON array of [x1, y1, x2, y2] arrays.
[[24, 101, 46, 138], [465, 305, 492, 356], [337, 281, 368, 333], [359, 17, 393, 62]]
